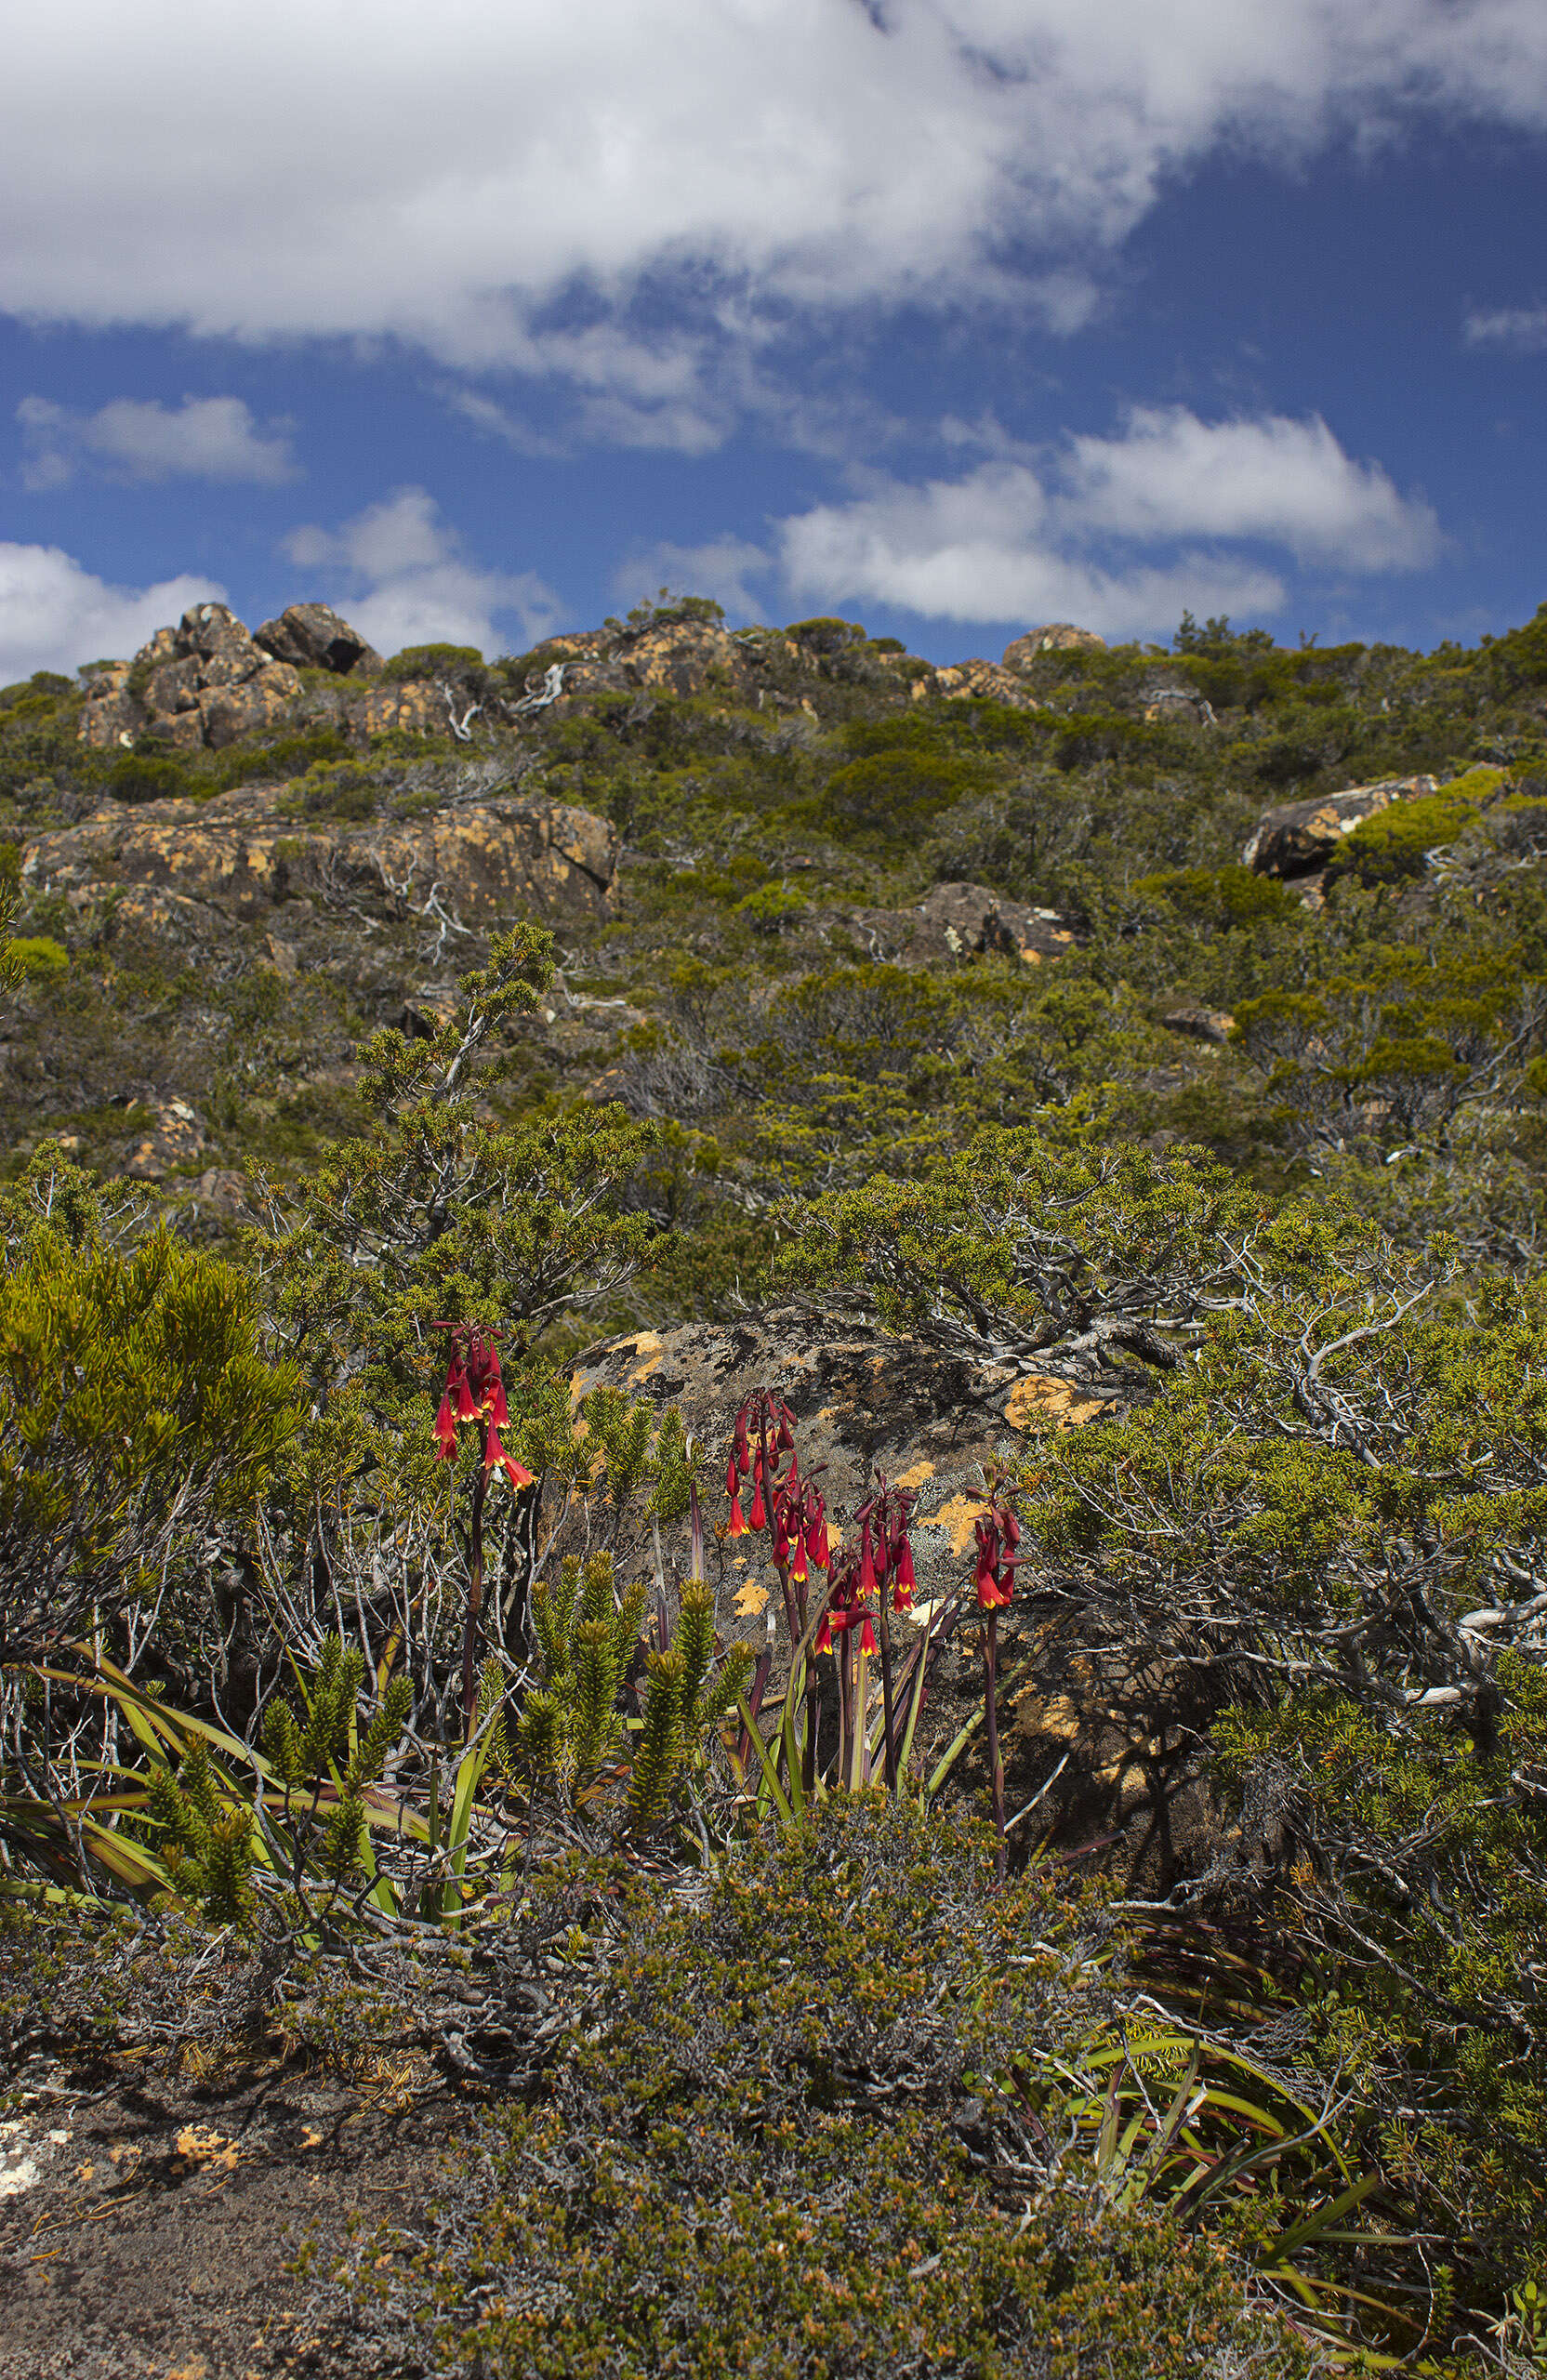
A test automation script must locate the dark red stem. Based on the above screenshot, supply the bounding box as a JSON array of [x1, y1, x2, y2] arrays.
[[462, 1429, 488, 1742], [879, 1598, 896, 1795], [985, 1607, 1005, 1884]]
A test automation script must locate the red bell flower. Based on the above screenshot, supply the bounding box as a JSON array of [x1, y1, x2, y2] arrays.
[[973, 1504, 1021, 1612], [486, 1424, 535, 1490], [431, 1326, 530, 1488]]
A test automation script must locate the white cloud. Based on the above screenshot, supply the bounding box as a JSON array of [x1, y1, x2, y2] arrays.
[[0, 544, 222, 684], [612, 537, 773, 621], [281, 487, 561, 658], [17, 394, 298, 490], [775, 407, 1435, 636], [1464, 303, 1547, 350], [1062, 407, 1439, 568], [5, 2, 1547, 388], [779, 465, 1282, 637]]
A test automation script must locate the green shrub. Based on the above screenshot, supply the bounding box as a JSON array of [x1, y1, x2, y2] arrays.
[[384, 642, 485, 681], [818, 747, 996, 837], [785, 614, 867, 654], [107, 752, 195, 803], [1326, 764, 1505, 886], [7, 934, 69, 978], [352, 1803, 1320, 2379]]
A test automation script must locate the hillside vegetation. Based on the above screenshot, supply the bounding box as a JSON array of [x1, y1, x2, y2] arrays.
[[2, 593, 1546, 2375]]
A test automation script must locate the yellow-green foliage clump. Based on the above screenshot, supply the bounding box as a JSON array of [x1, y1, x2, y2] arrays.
[[0, 1183, 301, 1656], [1328, 763, 1505, 885], [7, 934, 69, 978]]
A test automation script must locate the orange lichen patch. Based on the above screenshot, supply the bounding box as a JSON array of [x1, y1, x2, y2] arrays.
[[922, 1492, 985, 1555], [1004, 1375, 1104, 1432], [568, 1329, 665, 1408], [172, 2126, 241, 2177], [1009, 1686, 1082, 1739], [624, 1332, 666, 1384], [734, 1577, 772, 1618], [890, 1461, 937, 1492]]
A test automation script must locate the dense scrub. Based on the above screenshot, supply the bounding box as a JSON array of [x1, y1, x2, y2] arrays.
[[4, 599, 1547, 2371]]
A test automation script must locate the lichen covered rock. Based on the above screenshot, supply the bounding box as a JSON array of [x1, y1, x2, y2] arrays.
[[21, 785, 619, 937], [1244, 774, 1439, 878]]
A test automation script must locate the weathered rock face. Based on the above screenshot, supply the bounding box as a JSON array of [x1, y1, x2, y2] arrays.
[[1140, 673, 1211, 725], [536, 617, 748, 705], [1002, 624, 1106, 668], [925, 657, 1042, 709], [123, 1099, 205, 1180], [1161, 1005, 1235, 1047], [78, 603, 302, 752], [253, 602, 384, 677], [21, 785, 619, 942], [847, 881, 1078, 968], [574, 1308, 1224, 1890], [1243, 775, 1438, 878]]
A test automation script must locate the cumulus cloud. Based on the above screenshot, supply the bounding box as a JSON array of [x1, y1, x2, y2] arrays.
[[1464, 303, 1547, 350], [612, 537, 773, 621], [4, 2, 1547, 385], [281, 487, 561, 658], [0, 543, 222, 684], [775, 408, 1435, 637], [17, 394, 298, 491], [1063, 407, 1438, 568]]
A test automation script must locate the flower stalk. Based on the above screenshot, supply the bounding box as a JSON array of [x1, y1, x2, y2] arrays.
[[973, 1484, 1023, 1882], [433, 1326, 535, 1739]]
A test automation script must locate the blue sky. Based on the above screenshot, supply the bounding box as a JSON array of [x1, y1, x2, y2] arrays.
[[4, 0, 1547, 681]]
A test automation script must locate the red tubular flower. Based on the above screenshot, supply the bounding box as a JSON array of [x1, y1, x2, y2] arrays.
[[748, 1484, 767, 1531], [727, 1491, 748, 1537], [486, 1425, 535, 1489], [858, 1525, 878, 1600], [806, 1513, 829, 1571], [788, 1531, 808, 1583], [433, 1392, 457, 1461], [453, 1366, 477, 1423], [726, 1452, 740, 1500], [858, 1612, 879, 1656], [973, 1514, 1015, 1611], [891, 1532, 916, 1611]]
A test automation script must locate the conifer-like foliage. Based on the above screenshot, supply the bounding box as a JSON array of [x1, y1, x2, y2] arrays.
[[0, 1150, 300, 1659]]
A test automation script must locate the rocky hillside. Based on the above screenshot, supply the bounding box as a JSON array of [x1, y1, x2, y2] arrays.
[[5, 589, 1547, 1273], [6, 590, 1547, 2377]]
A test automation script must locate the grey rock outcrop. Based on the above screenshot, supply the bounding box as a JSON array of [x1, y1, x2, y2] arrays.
[[925, 658, 1042, 709], [574, 1308, 1224, 1890], [1161, 1005, 1235, 1047], [847, 880, 1078, 968], [21, 785, 619, 946], [1002, 624, 1106, 668], [253, 602, 384, 677], [78, 603, 302, 752], [1243, 775, 1438, 878]]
